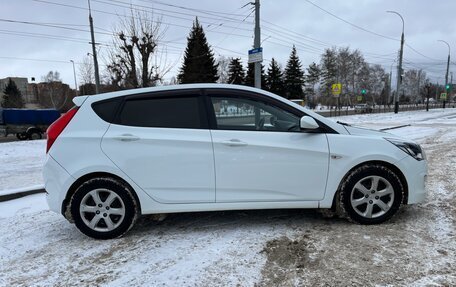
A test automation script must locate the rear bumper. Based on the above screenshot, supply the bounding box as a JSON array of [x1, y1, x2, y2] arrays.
[[43, 155, 74, 214]]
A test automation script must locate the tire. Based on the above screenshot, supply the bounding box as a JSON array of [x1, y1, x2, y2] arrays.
[[339, 164, 403, 224], [70, 177, 139, 239], [16, 133, 28, 140], [28, 131, 42, 140]]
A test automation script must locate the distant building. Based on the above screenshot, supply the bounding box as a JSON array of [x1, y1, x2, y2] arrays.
[[29, 81, 76, 111], [0, 77, 39, 108]]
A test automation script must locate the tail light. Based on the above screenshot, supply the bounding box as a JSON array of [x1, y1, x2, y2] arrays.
[[46, 107, 79, 153]]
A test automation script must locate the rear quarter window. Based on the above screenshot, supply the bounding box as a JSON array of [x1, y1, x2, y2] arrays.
[[92, 97, 122, 123]]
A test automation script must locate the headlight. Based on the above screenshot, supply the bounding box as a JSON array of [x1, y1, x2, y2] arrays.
[[385, 138, 426, 161]]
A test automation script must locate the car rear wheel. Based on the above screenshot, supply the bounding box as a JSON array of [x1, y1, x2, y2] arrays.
[[339, 164, 403, 224], [70, 178, 138, 239]]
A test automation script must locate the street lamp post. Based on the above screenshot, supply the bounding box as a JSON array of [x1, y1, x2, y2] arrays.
[[70, 60, 78, 96], [387, 10, 405, 114], [438, 40, 450, 109]]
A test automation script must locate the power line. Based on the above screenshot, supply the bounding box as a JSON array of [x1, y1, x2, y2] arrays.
[[0, 29, 113, 46], [0, 18, 113, 36], [303, 0, 398, 41], [261, 19, 332, 47], [97, 0, 254, 27], [405, 43, 443, 62], [303, 0, 442, 63], [0, 56, 83, 64], [0, 30, 92, 44], [31, 0, 253, 39], [137, 0, 254, 19]]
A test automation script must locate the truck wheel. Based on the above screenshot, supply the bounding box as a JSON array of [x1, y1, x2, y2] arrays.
[[16, 133, 28, 140], [28, 131, 42, 140]]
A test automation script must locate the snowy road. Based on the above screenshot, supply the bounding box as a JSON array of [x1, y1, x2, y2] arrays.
[[0, 109, 455, 286]]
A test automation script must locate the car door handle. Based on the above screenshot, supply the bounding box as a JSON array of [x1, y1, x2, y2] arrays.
[[113, 134, 140, 142], [221, 139, 248, 147]]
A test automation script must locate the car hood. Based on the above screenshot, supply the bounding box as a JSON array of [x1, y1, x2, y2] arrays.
[[344, 125, 393, 137], [343, 124, 417, 145]]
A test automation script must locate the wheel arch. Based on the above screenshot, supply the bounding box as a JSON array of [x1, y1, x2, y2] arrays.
[[26, 126, 42, 135], [61, 172, 142, 222], [331, 160, 409, 209]]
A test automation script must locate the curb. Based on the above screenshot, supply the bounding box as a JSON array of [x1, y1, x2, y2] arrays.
[[0, 188, 45, 202]]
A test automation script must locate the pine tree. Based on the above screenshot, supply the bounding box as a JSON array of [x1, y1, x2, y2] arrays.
[[265, 58, 285, 96], [1, 78, 24, 108], [305, 62, 320, 95], [304, 62, 320, 108], [320, 48, 338, 97], [284, 46, 305, 99], [245, 62, 266, 88], [178, 18, 219, 83], [227, 58, 246, 85]]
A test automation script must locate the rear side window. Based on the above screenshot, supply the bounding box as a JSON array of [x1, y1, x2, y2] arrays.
[[92, 97, 122, 123], [119, 96, 202, 129]]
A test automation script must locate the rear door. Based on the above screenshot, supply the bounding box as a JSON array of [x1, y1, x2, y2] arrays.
[[101, 90, 215, 204]]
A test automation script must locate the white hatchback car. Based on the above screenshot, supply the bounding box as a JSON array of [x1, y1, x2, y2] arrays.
[[43, 84, 427, 239]]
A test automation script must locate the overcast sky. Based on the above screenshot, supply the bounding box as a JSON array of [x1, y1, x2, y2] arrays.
[[1, 0, 455, 89]]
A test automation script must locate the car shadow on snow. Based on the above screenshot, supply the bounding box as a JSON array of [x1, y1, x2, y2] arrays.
[[129, 204, 427, 236], [131, 208, 345, 236]]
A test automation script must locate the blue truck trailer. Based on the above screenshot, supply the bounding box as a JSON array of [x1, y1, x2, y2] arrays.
[[0, 108, 61, 140]]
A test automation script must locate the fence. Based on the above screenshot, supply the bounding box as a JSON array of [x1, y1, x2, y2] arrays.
[[315, 102, 456, 117]]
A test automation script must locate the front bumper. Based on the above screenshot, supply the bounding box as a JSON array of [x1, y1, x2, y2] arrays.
[[396, 155, 428, 204], [43, 155, 74, 214]]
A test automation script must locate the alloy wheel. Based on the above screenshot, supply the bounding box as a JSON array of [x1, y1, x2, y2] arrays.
[[79, 189, 126, 232], [350, 175, 395, 219]]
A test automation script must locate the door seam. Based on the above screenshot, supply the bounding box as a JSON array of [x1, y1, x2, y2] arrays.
[[208, 129, 217, 202]]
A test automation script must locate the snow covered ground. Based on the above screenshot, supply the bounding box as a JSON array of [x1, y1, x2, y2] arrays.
[[0, 109, 455, 286], [0, 139, 45, 196]]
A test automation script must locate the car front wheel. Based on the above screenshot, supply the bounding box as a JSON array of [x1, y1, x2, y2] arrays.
[[70, 178, 138, 239], [339, 164, 403, 224]]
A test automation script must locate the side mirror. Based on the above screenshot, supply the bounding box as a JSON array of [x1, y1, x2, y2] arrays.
[[300, 116, 319, 130]]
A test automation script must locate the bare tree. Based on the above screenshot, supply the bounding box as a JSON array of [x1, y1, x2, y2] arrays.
[[403, 69, 427, 103], [41, 71, 61, 83], [217, 55, 230, 83], [367, 64, 386, 104], [38, 71, 72, 110], [107, 10, 172, 89], [79, 56, 94, 85]]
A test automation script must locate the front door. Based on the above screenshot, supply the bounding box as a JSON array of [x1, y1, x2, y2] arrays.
[[208, 93, 329, 202]]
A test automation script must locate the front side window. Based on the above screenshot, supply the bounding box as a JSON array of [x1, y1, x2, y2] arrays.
[[119, 96, 202, 128], [211, 96, 300, 132]]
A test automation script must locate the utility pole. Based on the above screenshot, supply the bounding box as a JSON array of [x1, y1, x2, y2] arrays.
[[70, 60, 78, 96], [88, 0, 101, 94], [425, 84, 430, 112], [254, 0, 261, 89], [387, 11, 404, 114], [389, 69, 392, 105], [451, 72, 454, 104], [397, 32, 404, 114], [417, 69, 421, 103], [389, 59, 396, 106], [445, 51, 450, 109], [438, 40, 450, 109]]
